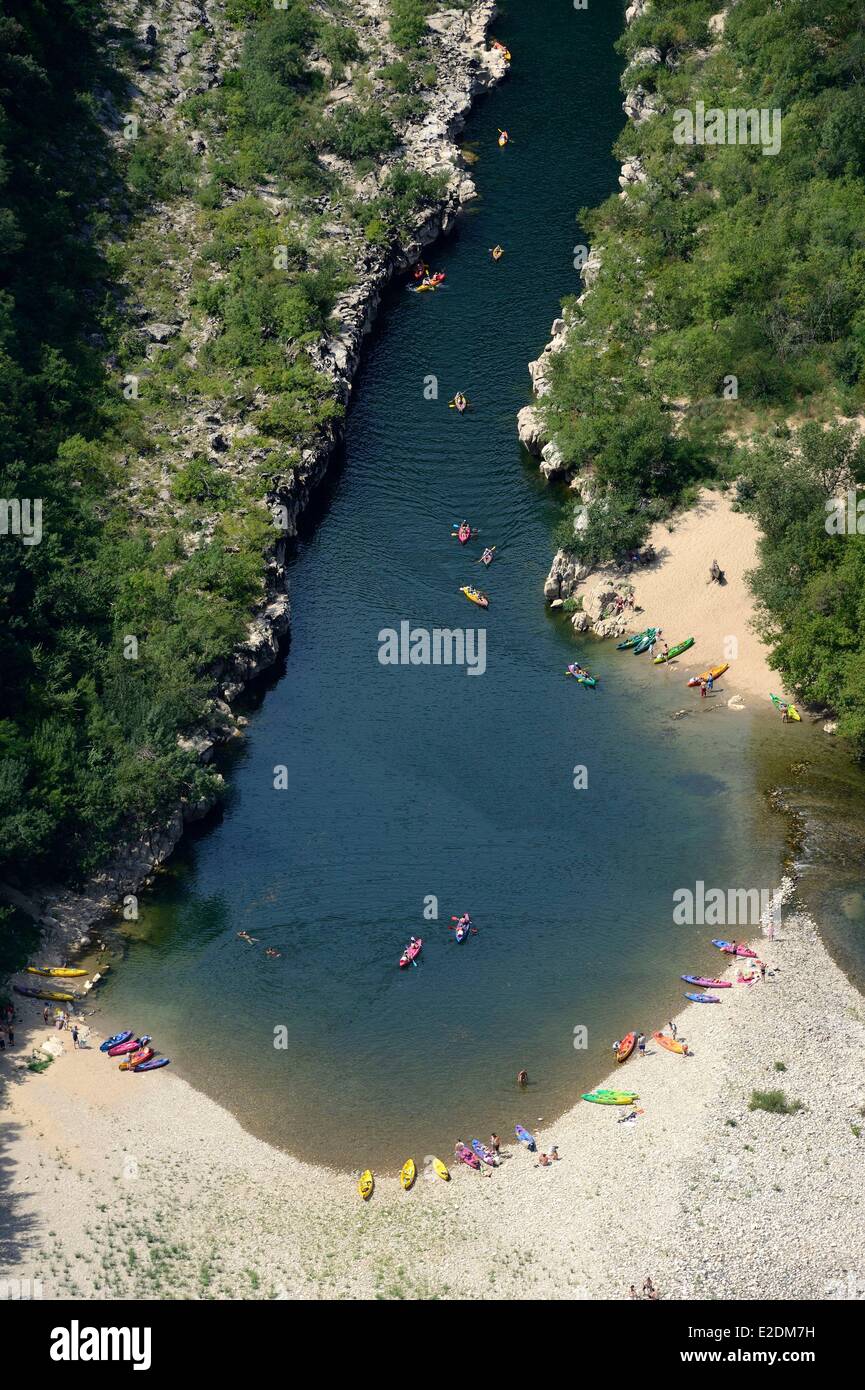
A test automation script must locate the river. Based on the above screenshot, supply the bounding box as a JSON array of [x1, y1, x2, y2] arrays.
[[88, 1, 842, 1169]]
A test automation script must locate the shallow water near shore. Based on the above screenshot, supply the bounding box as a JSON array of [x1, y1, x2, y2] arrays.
[[91, 1, 863, 1169]]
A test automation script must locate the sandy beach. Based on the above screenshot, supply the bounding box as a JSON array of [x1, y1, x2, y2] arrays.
[[2, 891, 862, 1302], [628, 487, 784, 702]]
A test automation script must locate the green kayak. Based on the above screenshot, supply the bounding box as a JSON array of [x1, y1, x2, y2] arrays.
[[582, 1090, 639, 1105], [632, 628, 658, 654], [653, 636, 694, 664], [616, 628, 651, 651]]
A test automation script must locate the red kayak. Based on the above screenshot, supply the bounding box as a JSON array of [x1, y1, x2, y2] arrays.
[[399, 937, 423, 968], [108, 1034, 151, 1056], [454, 1144, 480, 1170], [616, 1031, 637, 1064]]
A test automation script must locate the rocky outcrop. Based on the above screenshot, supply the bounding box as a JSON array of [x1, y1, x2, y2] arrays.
[[14, 2, 507, 957]]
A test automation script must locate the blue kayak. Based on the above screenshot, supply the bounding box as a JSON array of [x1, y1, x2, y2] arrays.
[[515, 1124, 536, 1151], [99, 1030, 132, 1052], [685, 992, 720, 1004], [134, 1056, 170, 1072]]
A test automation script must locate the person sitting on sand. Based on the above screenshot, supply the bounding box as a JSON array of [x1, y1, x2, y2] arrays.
[[549, 1145, 560, 1161], [629, 1284, 639, 1299], [538, 1152, 551, 1167]]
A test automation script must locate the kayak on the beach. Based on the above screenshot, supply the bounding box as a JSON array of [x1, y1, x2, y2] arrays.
[[712, 939, 758, 958], [685, 992, 720, 1003], [770, 693, 801, 720], [652, 1032, 687, 1055], [119, 1047, 154, 1071], [471, 1139, 497, 1167], [617, 628, 653, 650], [13, 985, 76, 1002], [653, 637, 694, 664], [681, 975, 731, 988], [616, 1032, 637, 1064], [431, 1157, 450, 1181], [133, 1056, 170, 1072], [582, 1090, 639, 1105], [109, 1034, 151, 1057], [687, 663, 729, 687], [26, 966, 88, 978], [632, 629, 658, 654], [455, 1143, 480, 1169], [358, 1169, 374, 1200], [399, 937, 423, 968], [400, 1158, 416, 1190], [99, 1030, 132, 1053], [515, 1124, 536, 1151], [460, 585, 489, 609]]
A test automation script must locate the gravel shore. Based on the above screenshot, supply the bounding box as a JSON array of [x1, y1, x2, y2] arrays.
[[2, 898, 861, 1301]]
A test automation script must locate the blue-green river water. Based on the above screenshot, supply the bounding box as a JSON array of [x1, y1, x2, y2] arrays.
[[86, 1, 864, 1169]]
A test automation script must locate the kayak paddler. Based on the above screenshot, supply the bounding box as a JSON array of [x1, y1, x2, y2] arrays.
[[497, 129, 509, 146], [490, 245, 504, 261], [452, 392, 468, 413], [481, 546, 495, 565]]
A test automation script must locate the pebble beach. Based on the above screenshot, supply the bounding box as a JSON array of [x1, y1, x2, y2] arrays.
[[2, 898, 862, 1302]]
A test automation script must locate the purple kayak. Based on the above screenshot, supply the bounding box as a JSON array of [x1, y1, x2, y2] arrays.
[[685, 992, 720, 1004], [681, 975, 731, 988], [134, 1056, 170, 1072]]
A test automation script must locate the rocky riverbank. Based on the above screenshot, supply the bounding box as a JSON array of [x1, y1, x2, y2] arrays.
[[1, 3, 507, 957]]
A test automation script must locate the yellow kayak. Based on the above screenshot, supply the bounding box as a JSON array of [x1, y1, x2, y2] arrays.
[[358, 1169, 374, 1201], [686, 663, 729, 687], [431, 1157, 450, 1182], [26, 966, 88, 978], [459, 586, 489, 609], [400, 1158, 416, 1191]]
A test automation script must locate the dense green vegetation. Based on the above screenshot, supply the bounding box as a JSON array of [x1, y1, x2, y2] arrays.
[[0, 0, 461, 893], [545, 0, 865, 746], [738, 423, 865, 749]]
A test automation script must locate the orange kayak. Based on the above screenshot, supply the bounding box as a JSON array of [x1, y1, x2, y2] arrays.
[[652, 1031, 687, 1056], [616, 1031, 637, 1064], [687, 663, 729, 687]]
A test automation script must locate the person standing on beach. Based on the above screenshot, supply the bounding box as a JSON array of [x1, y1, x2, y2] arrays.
[[71, 1026, 79, 1049], [43, 1005, 50, 1023], [700, 678, 707, 699], [6, 1025, 13, 1047], [637, 1033, 646, 1058], [669, 1020, 677, 1040], [613, 1040, 621, 1057], [491, 1133, 500, 1155], [707, 672, 714, 695]]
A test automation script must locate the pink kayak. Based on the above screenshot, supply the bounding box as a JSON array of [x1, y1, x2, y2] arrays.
[[399, 937, 423, 968], [711, 939, 757, 958], [682, 975, 732, 988], [454, 1144, 480, 1169], [108, 1034, 151, 1056]]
